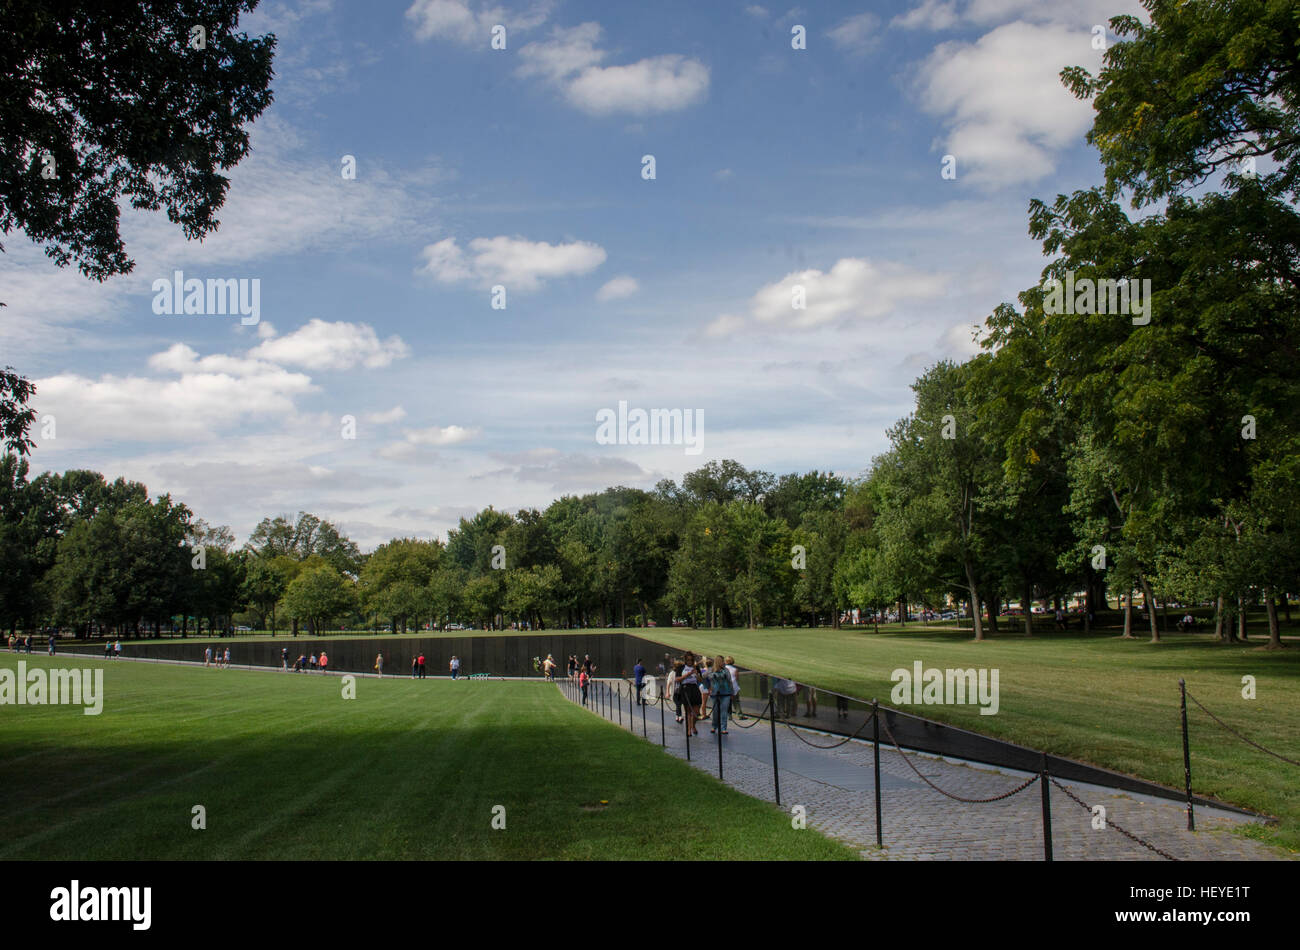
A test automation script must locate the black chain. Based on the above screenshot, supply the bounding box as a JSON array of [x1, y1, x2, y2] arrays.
[[879, 716, 1040, 803], [779, 707, 878, 749], [1048, 777, 1180, 861], [1186, 689, 1300, 767], [729, 700, 771, 728]]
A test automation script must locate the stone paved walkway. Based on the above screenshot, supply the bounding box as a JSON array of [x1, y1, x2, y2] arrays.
[[563, 678, 1288, 861]]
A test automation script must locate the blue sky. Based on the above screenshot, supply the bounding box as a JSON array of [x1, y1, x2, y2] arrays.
[[2, 0, 1144, 548]]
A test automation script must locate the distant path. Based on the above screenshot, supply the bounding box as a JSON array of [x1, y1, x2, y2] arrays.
[[564, 678, 1288, 861]]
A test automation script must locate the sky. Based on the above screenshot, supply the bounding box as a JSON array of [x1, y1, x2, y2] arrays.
[[1, 0, 1146, 550]]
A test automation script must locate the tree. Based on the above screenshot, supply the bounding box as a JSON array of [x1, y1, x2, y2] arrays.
[[1, 2, 276, 281], [0, 367, 36, 456], [280, 564, 354, 636]]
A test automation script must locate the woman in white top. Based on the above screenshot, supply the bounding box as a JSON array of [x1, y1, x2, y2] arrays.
[[679, 652, 702, 737]]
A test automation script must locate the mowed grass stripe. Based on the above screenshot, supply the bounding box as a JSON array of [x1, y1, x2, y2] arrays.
[[0, 657, 856, 860]]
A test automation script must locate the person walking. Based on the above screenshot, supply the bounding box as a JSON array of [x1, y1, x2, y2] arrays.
[[310, 653, 318, 672], [281, 647, 289, 671], [48, 633, 56, 656], [204, 646, 212, 668], [699, 656, 712, 719], [633, 658, 646, 705], [679, 652, 702, 737], [114, 639, 122, 659], [418, 653, 426, 679], [579, 669, 590, 705], [319, 650, 328, 675], [543, 654, 556, 681], [567, 655, 577, 681], [666, 661, 681, 722], [411, 655, 419, 678], [450, 655, 460, 679], [725, 656, 743, 720], [375, 652, 384, 679], [709, 656, 733, 735], [222, 647, 230, 669]]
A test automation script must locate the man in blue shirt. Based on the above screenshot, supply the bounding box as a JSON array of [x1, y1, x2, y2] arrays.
[[633, 659, 646, 706]]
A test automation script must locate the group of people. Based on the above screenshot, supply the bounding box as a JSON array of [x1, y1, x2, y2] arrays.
[[102, 639, 122, 659], [7, 633, 55, 654], [288, 651, 329, 673], [663, 652, 742, 737], [203, 645, 231, 668]]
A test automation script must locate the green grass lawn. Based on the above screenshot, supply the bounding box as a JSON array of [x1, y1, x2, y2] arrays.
[[0, 655, 855, 861], [643, 625, 1300, 856]]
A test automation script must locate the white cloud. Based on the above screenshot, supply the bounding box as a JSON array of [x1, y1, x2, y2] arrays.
[[380, 424, 481, 460], [914, 22, 1105, 186], [892, 0, 1141, 30], [405, 0, 552, 45], [703, 314, 745, 339], [565, 55, 710, 116], [249, 318, 411, 370], [417, 235, 606, 290], [365, 406, 407, 424], [892, 0, 960, 29], [745, 5, 769, 19], [515, 22, 605, 83], [407, 424, 479, 446], [749, 258, 948, 330], [826, 12, 881, 54], [516, 22, 709, 115], [33, 346, 315, 444], [483, 448, 655, 492], [714, 168, 734, 181], [941, 321, 985, 356], [596, 276, 639, 301]]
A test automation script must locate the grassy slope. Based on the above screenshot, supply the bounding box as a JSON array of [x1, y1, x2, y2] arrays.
[[643, 625, 1300, 855], [0, 656, 854, 861]]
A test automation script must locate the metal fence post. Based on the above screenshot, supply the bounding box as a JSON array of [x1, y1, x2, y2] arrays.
[[717, 714, 724, 780], [685, 711, 691, 761], [872, 699, 882, 848], [642, 693, 647, 737], [660, 696, 665, 747], [1040, 753, 1053, 861], [1180, 678, 1195, 831], [769, 690, 781, 806], [618, 681, 623, 726]]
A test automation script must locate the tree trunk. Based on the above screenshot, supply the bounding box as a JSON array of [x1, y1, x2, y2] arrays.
[[965, 563, 985, 641], [292, 617, 299, 637], [1238, 594, 1248, 640], [1122, 586, 1133, 639], [1139, 575, 1159, 642], [1264, 586, 1282, 648], [1215, 595, 1225, 641]]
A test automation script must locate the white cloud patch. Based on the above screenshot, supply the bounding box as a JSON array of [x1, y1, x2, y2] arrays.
[[516, 22, 709, 115], [748, 258, 948, 330], [405, 0, 552, 45], [596, 275, 639, 301], [827, 12, 881, 53], [249, 318, 411, 370], [417, 235, 606, 290], [34, 345, 315, 444], [380, 424, 481, 460], [365, 405, 407, 424], [893, 0, 1141, 30], [913, 21, 1105, 186], [482, 448, 654, 492]]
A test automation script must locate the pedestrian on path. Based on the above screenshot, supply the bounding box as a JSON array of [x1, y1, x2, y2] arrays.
[[709, 656, 733, 735], [667, 660, 682, 722], [725, 656, 743, 720], [579, 669, 590, 705], [679, 652, 702, 737], [418, 653, 426, 678], [633, 658, 646, 705], [319, 650, 328, 674], [375, 652, 383, 678], [450, 655, 460, 679]]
